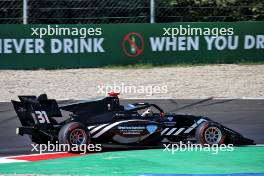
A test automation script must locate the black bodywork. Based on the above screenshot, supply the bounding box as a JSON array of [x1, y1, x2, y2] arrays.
[[12, 93, 254, 146]]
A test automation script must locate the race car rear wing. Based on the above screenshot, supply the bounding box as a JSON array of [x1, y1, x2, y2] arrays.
[[11, 94, 62, 129]]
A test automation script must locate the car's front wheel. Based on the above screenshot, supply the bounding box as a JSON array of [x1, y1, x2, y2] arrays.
[[195, 121, 226, 145]]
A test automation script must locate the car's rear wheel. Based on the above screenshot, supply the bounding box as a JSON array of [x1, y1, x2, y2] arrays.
[[58, 122, 90, 151], [195, 121, 226, 145]]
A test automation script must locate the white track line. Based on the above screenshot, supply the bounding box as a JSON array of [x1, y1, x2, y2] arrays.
[[3, 152, 67, 158], [243, 144, 264, 147], [0, 152, 69, 164], [0, 158, 28, 164]]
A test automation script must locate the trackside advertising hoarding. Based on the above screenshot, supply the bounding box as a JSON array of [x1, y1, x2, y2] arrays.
[[0, 22, 263, 69]]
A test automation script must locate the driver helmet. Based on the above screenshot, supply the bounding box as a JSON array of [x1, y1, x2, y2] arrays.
[[142, 109, 153, 117]]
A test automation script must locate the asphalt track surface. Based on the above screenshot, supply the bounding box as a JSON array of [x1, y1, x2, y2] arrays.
[[0, 99, 263, 157]]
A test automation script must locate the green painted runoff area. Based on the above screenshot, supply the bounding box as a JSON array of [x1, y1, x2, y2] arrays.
[[0, 147, 263, 176]]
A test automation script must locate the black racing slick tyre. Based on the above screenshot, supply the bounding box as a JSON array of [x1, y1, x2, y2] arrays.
[[195, 121, 226, 145], [58, 122, 90, 149]]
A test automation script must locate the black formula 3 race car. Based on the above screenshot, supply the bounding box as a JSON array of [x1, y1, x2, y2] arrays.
[[12, 92, 254, 150]]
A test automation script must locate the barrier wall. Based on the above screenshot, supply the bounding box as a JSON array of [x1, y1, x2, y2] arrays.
[[0, 22, 263, 69]]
